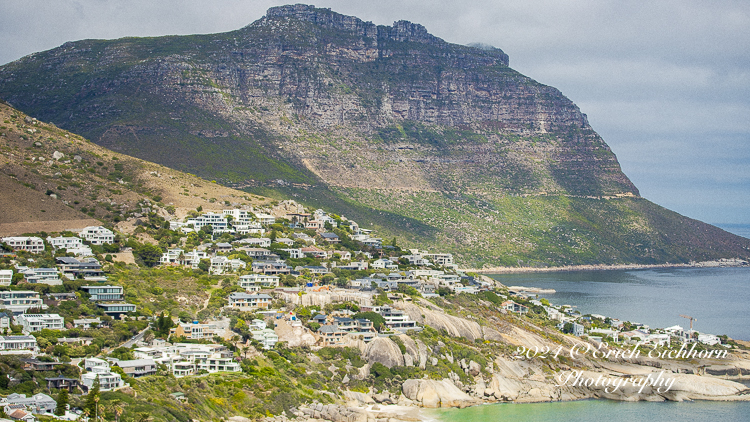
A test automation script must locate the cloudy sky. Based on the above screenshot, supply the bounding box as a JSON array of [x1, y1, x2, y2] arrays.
[[1, 0, 748, 225]]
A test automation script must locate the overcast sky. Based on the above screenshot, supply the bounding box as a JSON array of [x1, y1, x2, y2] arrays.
[[1, 0, 748, 225]]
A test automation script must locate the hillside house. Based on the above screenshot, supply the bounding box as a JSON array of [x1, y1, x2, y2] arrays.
[[227, 293, 272, 310], [238, 238, 272, 248], [18, 267, 62, 285], [238, 274, 280, 292], [1, 237, 44, 253], [0, 336, 38, 354], [186, 213, 229, 233], [0, 269, 11, 286], [81, 285, 124, 301], [113, 358, 157, 377], [0, 291, 46, 314], [16, 314, 64, 333], [79, 226, 115, 245], [56, 257, 103, 279]]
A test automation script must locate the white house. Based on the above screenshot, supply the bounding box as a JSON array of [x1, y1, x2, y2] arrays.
[[0, 335, 38, 354], [80, 226, 115, 245], [424, 253, 454, 266], [19, 267, 62, 285], [16, 314, 65, 333], [209, 256, 246, 275], [187, 213, 229, 233], [73, 318, 102, 329], [81, 371, 124, 392], [0, 270, 12, 286], [222, 209, 254, 224], [46, 236, 85, 250], [160, 248, 208, 268], [227, 293, 272, 310], [238, 274, 280, 292], [238, 238, 272, 248], [698, 333, 721, 345], [251, 328, 279, 349], [371, 259, 398, 270], [1, 237, 45, 253], [0, 291, 47, 313], [255, 213, 276, 225]]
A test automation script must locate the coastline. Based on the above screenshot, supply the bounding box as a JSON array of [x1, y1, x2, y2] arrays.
[[463, 258, 748, 274]]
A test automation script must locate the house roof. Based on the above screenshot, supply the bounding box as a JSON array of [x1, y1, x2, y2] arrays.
[[114, 358, 156, 368], [318, 324, 341, 334]]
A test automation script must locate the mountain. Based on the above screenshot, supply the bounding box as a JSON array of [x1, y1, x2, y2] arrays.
[[1, 4, 748, 266], [0, 101, 270, 236]]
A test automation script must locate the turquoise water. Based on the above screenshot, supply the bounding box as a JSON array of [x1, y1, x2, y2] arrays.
[[430, 400, 750, 422], [489, 267, 750, 340]]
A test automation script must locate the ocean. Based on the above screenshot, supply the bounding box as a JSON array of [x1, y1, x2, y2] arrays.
[[713, 223, 750, 240], [489, 267, 750, 340]]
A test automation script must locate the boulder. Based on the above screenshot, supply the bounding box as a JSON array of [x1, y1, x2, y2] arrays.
[[468, 360, 482, 376], [343, 390, 374, 405], [365, 337, 404, 368], [402, 378, 481, 408]]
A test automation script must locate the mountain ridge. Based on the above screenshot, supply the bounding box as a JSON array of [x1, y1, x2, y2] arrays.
[[0, 4, 747, 266]]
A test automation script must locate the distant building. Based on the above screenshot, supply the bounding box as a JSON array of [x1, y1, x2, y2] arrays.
[[73, 318, 102, 329], [227, 293, 272, 310], [1, 237, 44, 253], [238, 274, 280, 292], [0, 291, 46, 314], [113, 359, 157, 377], [56, 257, 103, 279], [81, 285, 124, 301], [97, 303, 137, 318], [15, 314, 65, 333], [18, 267, 62, 285], [186, 213, 229, 233], [0, 336, 38, 354], [80, 226, 115, 245], [0, 269, 11, 286]]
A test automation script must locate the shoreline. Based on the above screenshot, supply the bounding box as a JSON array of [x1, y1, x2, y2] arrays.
[[463, 258, 749, 274]]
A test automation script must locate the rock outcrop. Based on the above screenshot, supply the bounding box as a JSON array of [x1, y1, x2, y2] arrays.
[[402, 378, 481, 408], [364, 337, 404, 368]]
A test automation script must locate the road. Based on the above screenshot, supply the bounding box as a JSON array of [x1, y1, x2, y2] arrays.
[[121, 326, 150, 348]]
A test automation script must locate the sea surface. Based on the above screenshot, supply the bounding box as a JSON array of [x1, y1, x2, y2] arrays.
[[429, 399, 750, 422], [489, 267, 750, 340], [713, 223, 750, 239]]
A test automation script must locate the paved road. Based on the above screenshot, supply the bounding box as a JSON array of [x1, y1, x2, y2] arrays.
[[121, 326, 150, 348]]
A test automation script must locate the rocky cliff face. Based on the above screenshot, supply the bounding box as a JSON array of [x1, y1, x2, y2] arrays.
[[0, 4, 633, 196]]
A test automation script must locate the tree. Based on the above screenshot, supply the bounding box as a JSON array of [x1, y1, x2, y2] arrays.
[[134, 243, 163, 267], [84, 376, 100, 417], [352, 311, 386, 332], [154, 312, 175, 337], [55, 388, 69, 416], [197, 258, 211, 272]]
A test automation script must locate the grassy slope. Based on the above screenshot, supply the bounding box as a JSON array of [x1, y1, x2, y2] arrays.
[[0, 102, 272, 229], [254, 185, 750, 268]]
